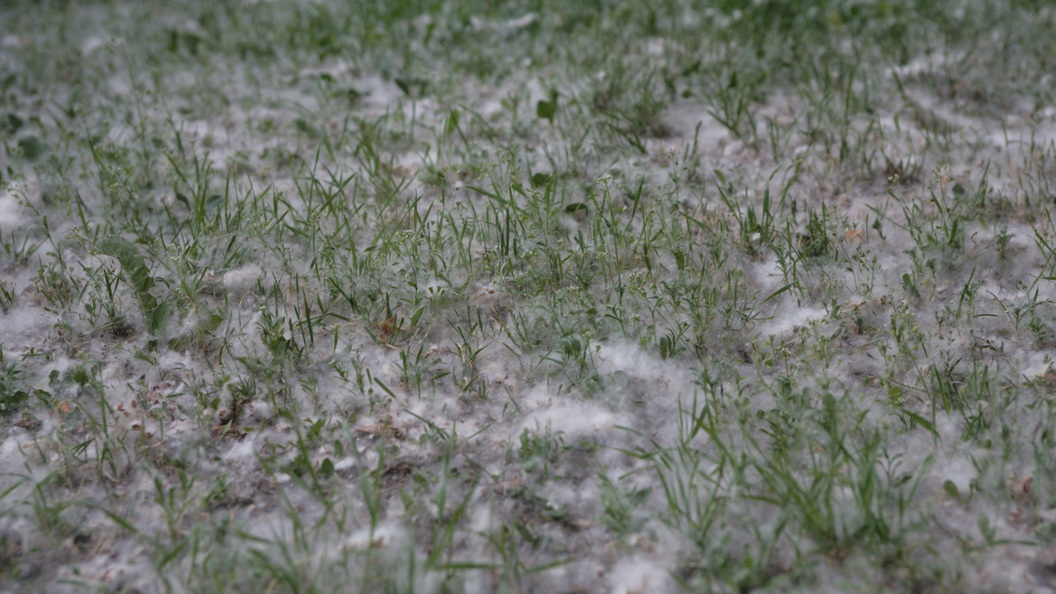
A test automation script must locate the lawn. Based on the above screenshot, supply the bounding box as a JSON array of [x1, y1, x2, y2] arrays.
[[2, 0, 1056, 592]]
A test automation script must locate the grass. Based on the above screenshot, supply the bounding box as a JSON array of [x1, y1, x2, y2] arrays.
[[1, 0, 1055, 592]]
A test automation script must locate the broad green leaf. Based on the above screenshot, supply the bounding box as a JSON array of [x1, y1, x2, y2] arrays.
[[98, 236, 173, 340]]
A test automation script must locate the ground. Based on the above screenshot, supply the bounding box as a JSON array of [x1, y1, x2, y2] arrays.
[[2, 1, 1056, 592]]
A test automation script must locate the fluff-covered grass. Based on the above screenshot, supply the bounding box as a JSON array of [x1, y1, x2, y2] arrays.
[[1, 0, 1056, 592]]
